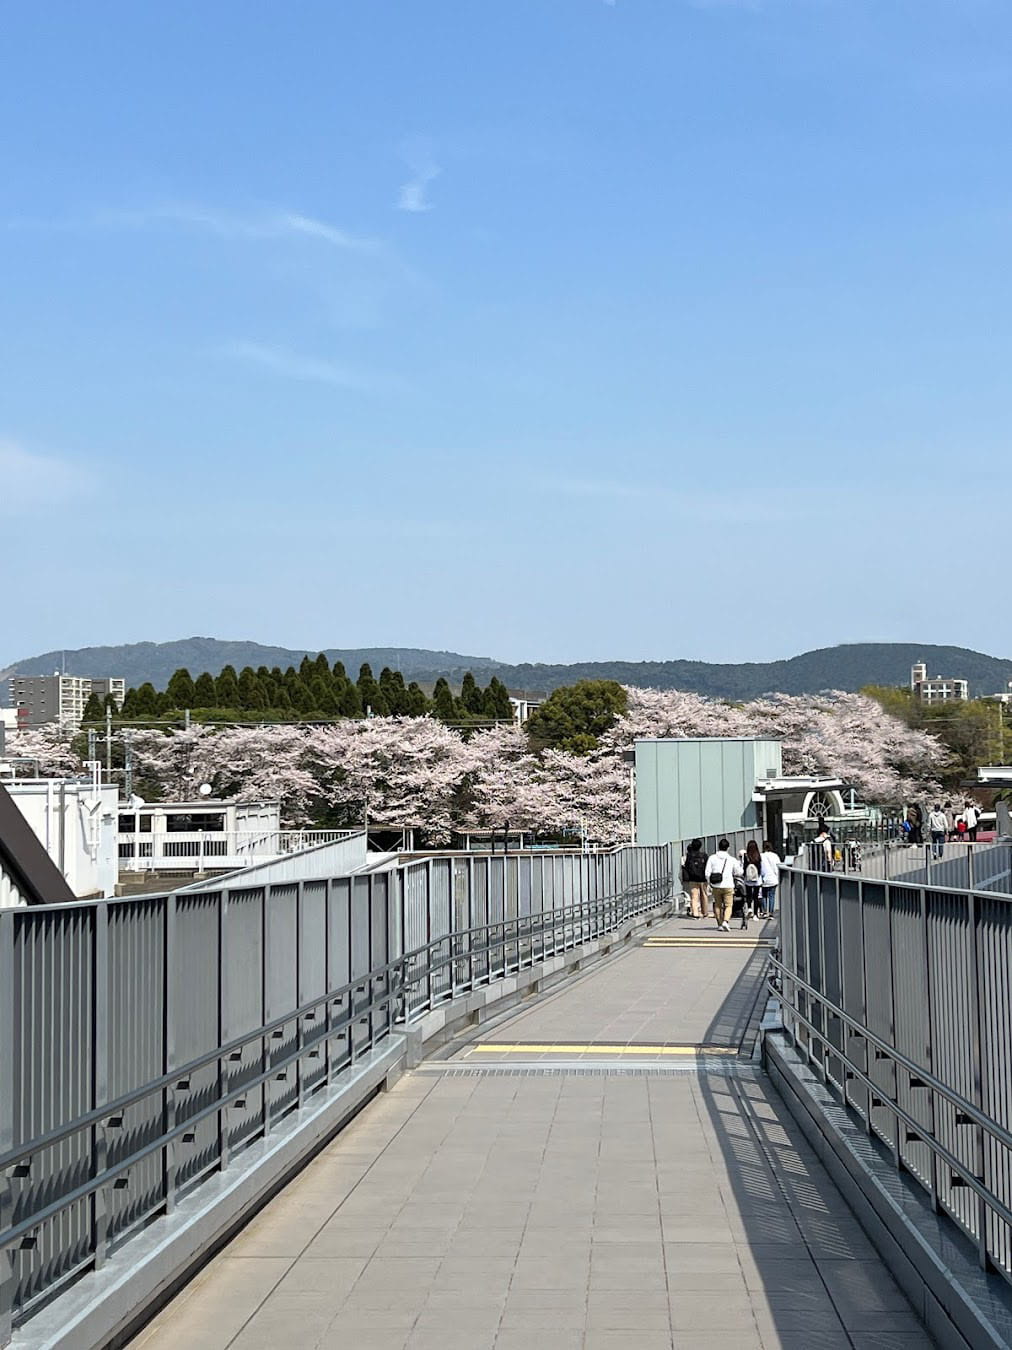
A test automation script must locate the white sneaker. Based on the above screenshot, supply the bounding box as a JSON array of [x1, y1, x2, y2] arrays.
[[720, 922, 731, 932]]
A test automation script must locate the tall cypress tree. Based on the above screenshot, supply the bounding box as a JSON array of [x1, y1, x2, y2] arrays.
[[484, 676, 514, 720], [432, 678, 457, 722], [81, 692, 104, 723], [215, 665, 240, 707], [166, 668, 196, 708], [460, 671, 484, 715], [337, 680, 361, 717], [357, 663, 388, 716], [193, 672, 217, 706], [406, 682, 430, 716]]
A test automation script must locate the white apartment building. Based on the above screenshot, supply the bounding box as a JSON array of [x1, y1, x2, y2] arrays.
[[5, 674, 125, 730], [910, 662, 969, 705]]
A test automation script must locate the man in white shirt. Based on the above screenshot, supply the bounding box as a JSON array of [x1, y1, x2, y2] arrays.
[[706, 838, 742, 932], [927, 804, 948, 859]]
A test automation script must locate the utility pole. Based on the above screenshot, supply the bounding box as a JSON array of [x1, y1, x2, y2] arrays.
[[105, 705, 112, 782], [124, 729, 133, 801]]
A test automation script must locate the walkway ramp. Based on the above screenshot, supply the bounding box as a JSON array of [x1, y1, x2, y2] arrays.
[[133, 917, 934, 1350]]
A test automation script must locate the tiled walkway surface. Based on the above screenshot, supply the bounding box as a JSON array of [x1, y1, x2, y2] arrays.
[[133, 918, 934, 1350]]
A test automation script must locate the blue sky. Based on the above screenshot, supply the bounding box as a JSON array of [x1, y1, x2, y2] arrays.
[[3, 0, 1009, 667]]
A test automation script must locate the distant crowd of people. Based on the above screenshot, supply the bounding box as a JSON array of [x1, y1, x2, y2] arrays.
[[679, 837, 780, 932]]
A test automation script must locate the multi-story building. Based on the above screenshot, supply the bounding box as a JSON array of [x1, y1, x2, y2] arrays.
[[5, 674, 125, 731], [910, 662, 969, 705], [90, 677, 126, 709]]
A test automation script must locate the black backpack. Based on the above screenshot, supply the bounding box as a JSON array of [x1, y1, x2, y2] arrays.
[[683, 849, 707, 883]]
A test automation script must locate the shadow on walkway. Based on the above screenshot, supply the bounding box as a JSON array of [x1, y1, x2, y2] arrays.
[[696, 923, 935, 1348]]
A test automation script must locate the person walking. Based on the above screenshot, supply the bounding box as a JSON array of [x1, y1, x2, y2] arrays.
[[681, 838, 710, 919], [812, 824, 833, 871], [964, 801, 979, 842], [759, 840, 780, 916], [928, 804, 947, 859], [742, 840, 763, 926], [907, 804, 924, 846], [706, 838, 742, 933]]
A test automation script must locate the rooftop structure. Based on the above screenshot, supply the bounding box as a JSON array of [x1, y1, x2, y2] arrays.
[[910, 660, 968, 704]]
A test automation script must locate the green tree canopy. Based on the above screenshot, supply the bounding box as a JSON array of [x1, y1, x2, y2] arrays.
[[215, 665, 240, 706], [484, 676, 513, 720], [525, 680, 628, 753], [167, 668, 197, 709], [432, 677, 457, 722], [193, 672, 217, 706], [81, 692, 104, 723]]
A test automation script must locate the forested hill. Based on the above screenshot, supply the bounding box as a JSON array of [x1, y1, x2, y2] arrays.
[[489, 644, 1012, 699], [0, 639, 497, 691], [3, 639, 1011, 700]]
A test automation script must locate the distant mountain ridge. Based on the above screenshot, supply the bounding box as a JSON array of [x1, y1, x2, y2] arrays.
[[3, 638, 1011, 701]]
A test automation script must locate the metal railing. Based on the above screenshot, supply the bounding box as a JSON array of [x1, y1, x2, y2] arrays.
[[116, 828, 360, 869], [797, 837, 1012, 895], [0, 841, 671, 1342], [770, 856, 1012, 1287]]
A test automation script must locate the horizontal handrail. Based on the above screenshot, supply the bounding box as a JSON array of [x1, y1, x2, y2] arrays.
[[768, 961, 1012, 1239], [768, 956, 1012, 1154], [0, 878, 669, 1263]]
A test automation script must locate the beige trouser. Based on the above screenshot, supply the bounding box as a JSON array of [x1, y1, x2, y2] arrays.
[[687, 882, 709, 918], [711, 888, 733, 927]]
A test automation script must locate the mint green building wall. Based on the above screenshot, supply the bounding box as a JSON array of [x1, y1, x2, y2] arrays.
[[633, 738, 783, 846]]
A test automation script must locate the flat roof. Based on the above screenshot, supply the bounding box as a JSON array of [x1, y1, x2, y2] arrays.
[[634, 737, 780, 744]]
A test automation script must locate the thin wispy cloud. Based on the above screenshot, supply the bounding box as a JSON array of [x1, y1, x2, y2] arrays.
[[397, 140, 441, 214], [0, 440, 91, 515], [98, 205, 381, 253], [218, 340, 408, 394]]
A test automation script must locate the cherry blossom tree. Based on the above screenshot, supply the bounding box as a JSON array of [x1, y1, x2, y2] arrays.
[[310, 716, 470, 841], [3, 726, 83, 777]]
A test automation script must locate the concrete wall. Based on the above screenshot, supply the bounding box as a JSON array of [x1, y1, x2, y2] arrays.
[[634, 737, 782, 846]]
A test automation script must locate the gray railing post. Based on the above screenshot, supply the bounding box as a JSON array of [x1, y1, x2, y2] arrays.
[[262, 888, 273, 1136], [969, 890, 990, 1269], [920, 885, 939, 1213], [217, 891, 230, 1173], [163, 893, 178, 1213], [91, 902, 110, 1269], [0, 910, 15, 1349]]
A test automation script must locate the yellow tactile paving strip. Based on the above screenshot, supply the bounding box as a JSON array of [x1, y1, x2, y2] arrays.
[[465, 1042, 739, 1057]]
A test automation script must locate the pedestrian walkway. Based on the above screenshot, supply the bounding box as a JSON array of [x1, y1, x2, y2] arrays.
[[132, 916, 934, 1350]]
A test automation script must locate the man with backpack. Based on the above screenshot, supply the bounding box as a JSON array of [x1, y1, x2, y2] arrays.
[[705, 838, 742, 933], [680, 839, 710, 919]]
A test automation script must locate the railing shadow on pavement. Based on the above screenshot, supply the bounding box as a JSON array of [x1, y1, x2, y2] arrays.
[[690, 917, 934, 1348]]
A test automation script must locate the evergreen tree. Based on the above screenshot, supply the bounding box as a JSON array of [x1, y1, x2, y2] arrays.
[[81, 692, 104, 723], [134, 683, 159, 716], [311, 680, 338, 715], [484, 677, 514, 720], [331, 660, 348, 683], [338, 680, 362, 717], [237, 667, 259, 708], [193, 672, 217, 706], [432, 677, 457, 722], [313, 652, 332, 685], [460, 671, 485, 715], [121, 687, 140, 717], [299, 655, 315, 683], [102, 693, 119, 715], [155, 691, 174, 716], [215, 665, 240, 706], [357, 663, 388, 716], [166, 668, 197, 709], [406, 682, 430, 716], [379, 667, 410, 716]]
